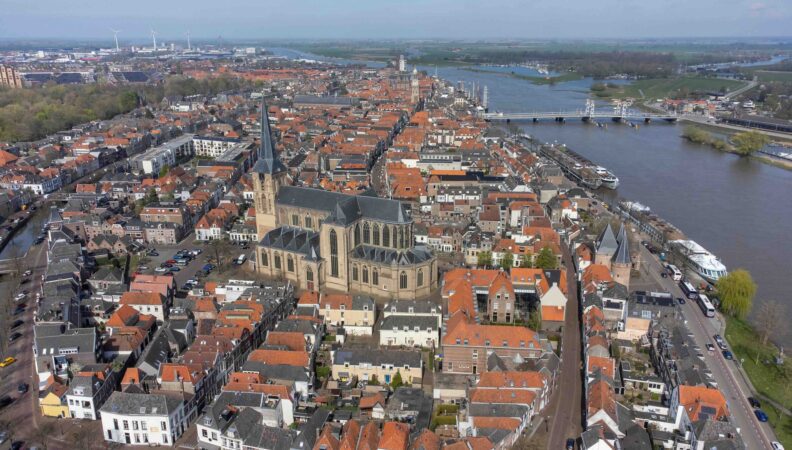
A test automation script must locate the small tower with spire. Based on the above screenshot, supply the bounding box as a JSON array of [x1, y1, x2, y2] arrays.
[[612, 223, 632, 290], [252, 99, 288, 239], [410, 66, 420, 103]]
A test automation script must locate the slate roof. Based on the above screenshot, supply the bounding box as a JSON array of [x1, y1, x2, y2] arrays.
[[100, 391, 183, 416], [241, 361, 311, 383], [351, 245, 433, 266], [380, 315, 438, 332], [92, 267, 124, 283], [34, 324, 96, 355], [276, 185, 410, 225], [260, 226, 320, 260], [252, 99, 287, 175], [595, 223, 618, 255], [333, 348, 422, 368]]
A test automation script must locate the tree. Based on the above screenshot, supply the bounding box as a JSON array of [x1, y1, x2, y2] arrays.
[[158, 164, 170, 178], [755, 300, 784, 346], [527, 308, 542, 331], [477, 251, 492, 268], [390, 370, 404, 389], [731, 131, 769, 156], [143, 188, 158, 206], [368, 375, 379, 386], [534, 246, 557, 270], [500, 251, 514, 271], [716, 269, 757, 319], [209, 239, 234, 273]]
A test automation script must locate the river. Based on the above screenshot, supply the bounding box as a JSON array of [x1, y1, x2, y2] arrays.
[[270, 48, 792, 344], [429, 65, 792, 345]]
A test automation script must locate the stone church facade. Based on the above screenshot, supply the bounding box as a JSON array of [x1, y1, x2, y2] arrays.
[[251, 102, 437, 299]]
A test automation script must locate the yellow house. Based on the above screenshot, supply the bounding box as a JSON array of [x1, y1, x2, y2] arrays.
[[39, 382, 70, 418], [332, 348, 423, 386]]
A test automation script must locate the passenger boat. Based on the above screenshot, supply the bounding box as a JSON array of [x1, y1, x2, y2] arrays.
[[594, 166, 620, 189], [670, 239, 728, 283]]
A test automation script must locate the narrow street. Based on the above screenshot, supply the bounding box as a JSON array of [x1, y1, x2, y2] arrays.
[[546, 243, 582, 449], [0, 234, 48, 443], [638, 244, 777, 450]]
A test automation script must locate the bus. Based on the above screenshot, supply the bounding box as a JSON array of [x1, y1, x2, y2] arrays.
[[236, 254, 247, 265], [698, 294, 716, 317], [666, 264, 683, 281], [679, 280, 698, 299]]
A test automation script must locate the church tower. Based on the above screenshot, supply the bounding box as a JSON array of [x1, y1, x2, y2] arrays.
[[253, 99, 288, 239]]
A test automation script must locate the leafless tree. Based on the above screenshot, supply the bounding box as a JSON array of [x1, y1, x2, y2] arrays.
[[756, 300, 784, 346], [0, 252, 23, 357]]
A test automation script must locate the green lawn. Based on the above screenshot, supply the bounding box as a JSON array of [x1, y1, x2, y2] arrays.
[[753, 71, 792, 82], [725, 317, 792, 448], [599, 76, 747, 100]]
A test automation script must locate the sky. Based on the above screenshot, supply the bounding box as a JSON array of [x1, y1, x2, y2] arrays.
[[1, 0, 790, 41]]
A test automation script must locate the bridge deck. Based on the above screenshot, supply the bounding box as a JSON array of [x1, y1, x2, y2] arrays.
[[481, 111, 677, 120]]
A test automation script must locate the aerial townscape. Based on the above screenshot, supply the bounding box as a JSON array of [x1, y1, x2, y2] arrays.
[[0, 2, 791, 450]]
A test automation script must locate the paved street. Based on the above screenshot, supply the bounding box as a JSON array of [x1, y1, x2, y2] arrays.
[[547, 243, 582, 449], [0, 232, 49, 445], [637, 244, 777, 450]]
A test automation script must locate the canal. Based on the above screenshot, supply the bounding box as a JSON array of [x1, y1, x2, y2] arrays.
[[432, 65, 792, 345]]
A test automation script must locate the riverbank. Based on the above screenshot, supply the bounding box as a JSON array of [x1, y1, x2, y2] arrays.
[[725, 316, 792, 447], [681, 124, 792, 171], [589, 76, 748, 100], [460, 67, 584, 85]]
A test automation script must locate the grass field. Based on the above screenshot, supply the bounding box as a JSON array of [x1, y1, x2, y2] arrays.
[[725, 316, 792, 447], [752, 71, 792, 82], [596, 77, 748, 100]]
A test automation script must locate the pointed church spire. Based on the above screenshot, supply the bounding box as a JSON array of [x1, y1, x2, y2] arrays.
[[253, 98, 286, 175]]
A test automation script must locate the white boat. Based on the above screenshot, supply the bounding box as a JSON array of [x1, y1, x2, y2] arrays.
[[670, 239, 728, 283], [594, 166, 620, 189]]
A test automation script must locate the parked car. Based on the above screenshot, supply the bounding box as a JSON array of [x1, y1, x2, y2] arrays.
[[676, 297, 686, 305], [155, 267, 169, 273], [0, 431, 7, 444], [722, 350, 734, 360], [772, 442, 785, 450], [14, 293, 25, 301], [169, 266, 180, 272], [566, 438, 576, 450], [0, 396, 12, 408], [22, 270, 31, 277], [138, 265, 149, 271], [17, 383, 28, 394], [755, 409, 769, 422], [706, 343, 715, 352], [0, 357, 15, 368], [748, 397, 761, 408], [8, 332, 22, 343], [149, 250, 159, 257], [166, 259, 176, 264], [10, 441, 23, 450]]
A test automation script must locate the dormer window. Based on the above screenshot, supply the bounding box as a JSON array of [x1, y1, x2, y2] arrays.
[[408, 307, 414, 313], [340, 305, 345, 311], [485, 340, 491, 346], [502, 340, 508, 347], [456, 338, 461, 344], [520, 341, 525, 347]]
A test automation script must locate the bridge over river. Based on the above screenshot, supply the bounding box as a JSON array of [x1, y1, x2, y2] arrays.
[[479, 99, 678, 123]]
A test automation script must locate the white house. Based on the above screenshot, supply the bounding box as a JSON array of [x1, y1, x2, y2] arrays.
[[379, 315, 439, 348], [100, 391, 188, 446], [66, 370, 116, 420]]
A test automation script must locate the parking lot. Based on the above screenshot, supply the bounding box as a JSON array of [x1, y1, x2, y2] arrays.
[[131, 240, 256, 290]]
